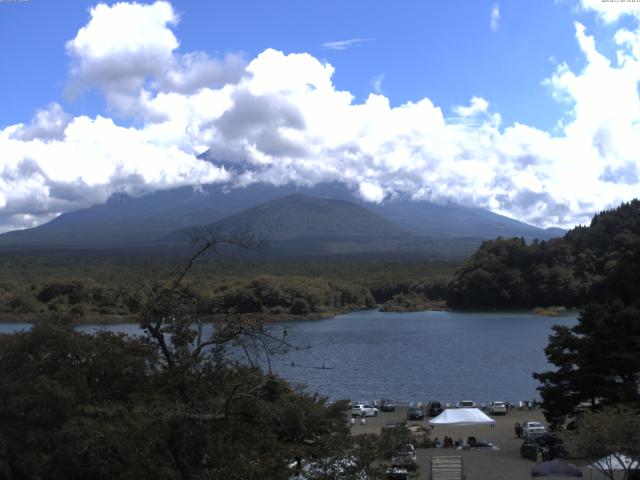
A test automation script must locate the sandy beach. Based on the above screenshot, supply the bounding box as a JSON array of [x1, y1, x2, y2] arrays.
[[350, 406, 597, 480]]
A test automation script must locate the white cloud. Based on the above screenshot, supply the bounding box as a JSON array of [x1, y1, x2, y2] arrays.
[[65, 1, 179, 116], [65, 1, 244, 118], [2, 1, 640, 233], [452, 96, 490, 117], [579, 0, 640, 23], [358, 182, 386, 203], [490, 3, 500, 32], [0, 115, 229, 231], [160, 52, 246, 94], [322, 38, 372, 51], [9, 103, 70, 141], [371, 74, 385, 94]]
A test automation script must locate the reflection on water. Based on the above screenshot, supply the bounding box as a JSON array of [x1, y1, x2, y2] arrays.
[[0, 309, 577, 404]]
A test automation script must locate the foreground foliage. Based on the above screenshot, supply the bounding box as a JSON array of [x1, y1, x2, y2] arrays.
[[0, 319, 359, 480], [0, 239, 385, 479]]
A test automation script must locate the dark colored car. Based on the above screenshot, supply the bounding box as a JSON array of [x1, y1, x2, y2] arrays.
[[391, 444, 417, 470], [380, 399, 396, 412], [385, 467, 409, 480], [520, 434, 568, 460], [406, 407, 425, 421], [520, 441, 542, 460], [428, 401, 443, 417]]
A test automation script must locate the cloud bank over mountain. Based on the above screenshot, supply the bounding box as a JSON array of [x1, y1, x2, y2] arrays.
[[2, 0, 640, 233]]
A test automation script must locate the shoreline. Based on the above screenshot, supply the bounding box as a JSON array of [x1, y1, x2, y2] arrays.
[[0, 304, 581, 325]]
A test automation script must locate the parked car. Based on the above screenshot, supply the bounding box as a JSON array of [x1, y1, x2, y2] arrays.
[[406, 407, 425, 421], [522, 421, 545, 436], [385, 467, 408, 480], [488, 401, 507, 415], [520, 434, 568, 460], [391, 444, 417, 471], [540, 434, 569, 458], [428, 401, 443, 417], [352, 404, 379, 417], [458, 400, 476, 408], [520, 440, 544, 461], [380, 399, 396, 412]]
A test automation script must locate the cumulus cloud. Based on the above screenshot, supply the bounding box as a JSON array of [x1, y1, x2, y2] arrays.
[[452, 96, 490, 117], [0, 115, 229, 231], [490, 3, 500, 32], [65, 1, 244, 118], [213, 89, 307, 159], [579, 0, 640, 23], [65, 1, 179, 116], [3, 0, 640, 233], [9, 103, 70, 141], [160, 52, 246, 94]]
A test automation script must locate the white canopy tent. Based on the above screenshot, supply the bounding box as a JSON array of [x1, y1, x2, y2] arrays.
[[429, 408, 496, 427], [587, 453, 639, 479], [588, 453, 639, 471]]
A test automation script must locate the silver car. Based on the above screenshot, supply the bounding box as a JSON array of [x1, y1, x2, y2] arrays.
[[522, 421, 545, 436], [488, 401, 507, 415]]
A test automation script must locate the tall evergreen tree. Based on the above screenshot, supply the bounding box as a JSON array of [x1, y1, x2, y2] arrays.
[[534, 249, 640, 428]]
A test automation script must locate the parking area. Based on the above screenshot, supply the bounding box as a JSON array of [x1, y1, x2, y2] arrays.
[[350, 406, 592, 480]]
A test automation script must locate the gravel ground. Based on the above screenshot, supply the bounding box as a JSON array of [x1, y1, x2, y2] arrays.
[[350, 406, 596, 480]]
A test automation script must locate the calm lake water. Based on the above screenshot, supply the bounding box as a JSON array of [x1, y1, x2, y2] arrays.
[[0, 309, 577, 404]]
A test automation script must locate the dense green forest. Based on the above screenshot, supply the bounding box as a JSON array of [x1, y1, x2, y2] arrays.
[[528, 201, 640, 454], [448, 200, 640, 309], [534, 240, 640, 452], [0, 257, 454, 322]]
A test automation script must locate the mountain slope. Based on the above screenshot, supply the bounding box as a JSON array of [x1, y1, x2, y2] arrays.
[[366, 200, 557, 239], [161, 193, 490, 259], [163, 193, 405, 243], [0, 181, 565, 253], [0, 187, 227, 248]]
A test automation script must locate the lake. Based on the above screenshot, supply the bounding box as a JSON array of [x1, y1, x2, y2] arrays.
[[0, 309, 577, 404]]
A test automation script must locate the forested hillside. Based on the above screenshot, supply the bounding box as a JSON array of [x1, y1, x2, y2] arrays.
[[448, 200, 640, 309], [533, 210, 640, 429]]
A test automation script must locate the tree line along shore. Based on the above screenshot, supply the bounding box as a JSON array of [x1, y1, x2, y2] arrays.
[[1, 200, 639, 323], [0, 259, 454, 324]]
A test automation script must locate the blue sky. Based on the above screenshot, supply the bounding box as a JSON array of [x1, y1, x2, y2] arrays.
[[1, 0, 640, 232], [0, 0, 594, 128]]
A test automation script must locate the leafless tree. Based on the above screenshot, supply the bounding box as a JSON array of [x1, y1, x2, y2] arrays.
[[117, 226, 296, 371]]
